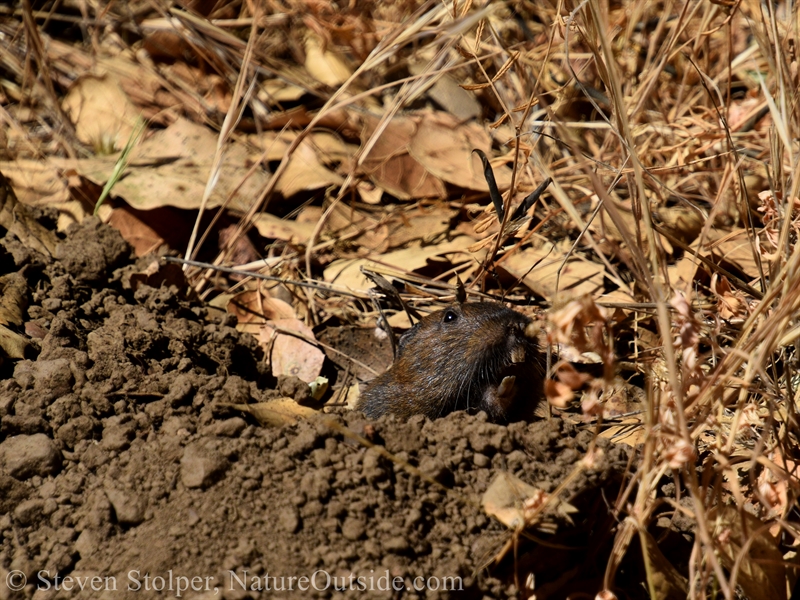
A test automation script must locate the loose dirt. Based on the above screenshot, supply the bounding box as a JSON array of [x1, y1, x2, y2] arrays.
[[1, 215, 634, 599]]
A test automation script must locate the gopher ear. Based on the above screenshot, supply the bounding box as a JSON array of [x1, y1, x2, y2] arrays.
[[455, 277, 467, 305], [397, 322, 422, 357]]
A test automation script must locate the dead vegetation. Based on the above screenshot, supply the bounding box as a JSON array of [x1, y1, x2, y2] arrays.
[[1, 0, 799, 597]]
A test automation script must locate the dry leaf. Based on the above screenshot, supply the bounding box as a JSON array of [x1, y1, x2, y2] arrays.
[[126, 259, 186, 293], [251, 212, 316, 243], [110, 119, 268, 211], [21, 119, 271, 213], [482, 472, 542, 529], [668, 254, 702, 294], [260, 319, 325, 383], [545, 379, 575, 409], [654, 204, 703, 245], [639, 529, 689, 600], [0, 170, 58, 256], [275, 136, 344, 198], [408, 113, 512, 191], [305, 35, 352, 87], [547, 295, 614, 383], [37, 35, 212, 123], [384, 204, 457, 248], [229, 291, 296, 327], [711, 274, 748, 321], [247, 131, 348, 198], [106, 206, 165, 256], [323, 201, 386, 251], [408, 62, 481, 121], [323, 236, 476, 292], [261, 77, 307, 103], [62, 75, 139, 152], [0, 325, 31, 360], [0, 273, 28, 327], [482, 472, 577, 531], [356, 181, 383, 205], [599, 419, 648, 445], [757, 448, 797, 519], [593, 198, 675, 255], [706, 229, 762, 281], [554, 361, 593, 390], [226, 398, 317, 427], [500, 236, 604, 302], [709, 505, 787, 600], [0, 159, 70, 207], [360, 114, 446, 200]]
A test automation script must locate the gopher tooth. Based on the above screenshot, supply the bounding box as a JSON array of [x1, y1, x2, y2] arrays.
[[497, 375, 517, 399]]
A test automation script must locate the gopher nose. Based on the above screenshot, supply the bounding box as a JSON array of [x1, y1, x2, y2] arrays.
[[510, 345, 526, 364]]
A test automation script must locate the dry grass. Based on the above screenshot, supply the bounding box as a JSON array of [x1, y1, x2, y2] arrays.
[[1, 0, 799, 597]]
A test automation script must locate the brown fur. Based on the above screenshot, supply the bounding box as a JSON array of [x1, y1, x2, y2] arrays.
[[358, 302, 544, 422]]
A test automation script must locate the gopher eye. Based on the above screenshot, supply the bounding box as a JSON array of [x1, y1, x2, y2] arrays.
[[443, 308, 459, 323]]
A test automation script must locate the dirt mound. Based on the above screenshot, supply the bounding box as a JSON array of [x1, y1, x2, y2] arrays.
[[1, 216, 632, 599]]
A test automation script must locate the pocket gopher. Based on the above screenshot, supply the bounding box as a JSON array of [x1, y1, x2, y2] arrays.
[[358, 302, 544, 422]]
